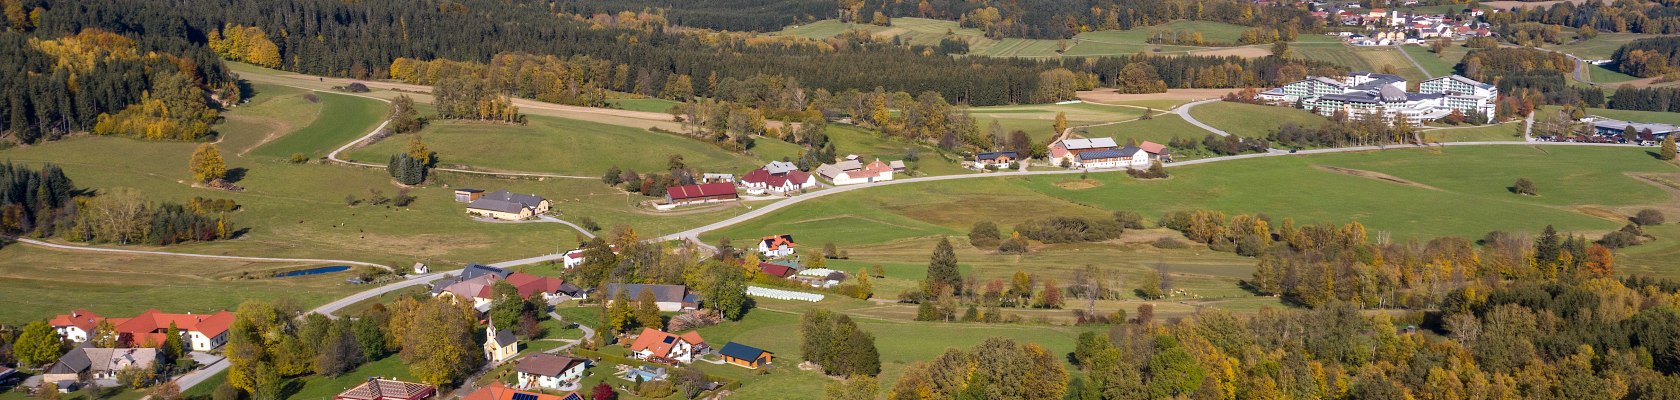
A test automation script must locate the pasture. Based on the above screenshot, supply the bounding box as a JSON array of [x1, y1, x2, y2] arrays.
[[1545, 33, 1665, 60], [1424, 122, 1525, 142], [248, 89, 387, 160], [1077, 114, 1212, 147], [1294, 44, 1429, 82], [970, 102, 1149, 142], [1184, 101, 1328, 138]]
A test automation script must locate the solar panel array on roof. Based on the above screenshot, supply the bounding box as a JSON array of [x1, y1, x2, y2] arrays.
[[512, 393, 539, 400], [663, 336, 676, 344]]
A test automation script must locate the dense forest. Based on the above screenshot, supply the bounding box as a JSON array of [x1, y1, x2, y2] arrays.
[[1492, 0, 1680, 35], [557, 0, 834, 32], [1611, 36, 1680, 78]]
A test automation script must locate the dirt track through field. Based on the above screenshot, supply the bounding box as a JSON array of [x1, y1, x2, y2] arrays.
[[1314, 165, 1442, 191]]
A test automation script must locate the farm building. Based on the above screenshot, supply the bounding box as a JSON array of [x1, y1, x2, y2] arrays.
[[665, 182, 739, 205], [740, 161, 816, 195], [49, 310, 104, 343], [758, 262, 797, 278], [51, 309, 240, 351], [603, 284, 699, 311], [466, 190, 550, 220], [816, 159, 895, 185], [1049, 137, 1120, 166], [718, 342, 773, 369], [973, 151, 1019, 169], [453, 189, 484, 203], [42, 345, 157, 385]]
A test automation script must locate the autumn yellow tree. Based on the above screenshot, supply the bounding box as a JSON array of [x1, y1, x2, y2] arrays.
[[1053, 112, 1068, 136], [189, 143, 227, 183]]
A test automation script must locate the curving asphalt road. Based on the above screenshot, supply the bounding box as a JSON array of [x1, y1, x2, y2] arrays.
[[1177, 99, 1233, 137]]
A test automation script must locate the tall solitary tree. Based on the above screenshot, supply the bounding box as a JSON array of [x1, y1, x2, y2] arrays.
[[189, 143, 227, 183], [926, 237, 963, 295], [388, 95, 423, 134], [1662, 136, 1677, 161], [14, 321, 62, 367]]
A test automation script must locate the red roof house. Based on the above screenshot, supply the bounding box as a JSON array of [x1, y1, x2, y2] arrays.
[[49, 309, 106, 343], [334, 378, 436, 400], [758, 262, 796, 278], [629, 328, 707, 364], [113, 309, 235, 351]]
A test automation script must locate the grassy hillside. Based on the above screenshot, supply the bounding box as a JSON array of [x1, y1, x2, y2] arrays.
[[346, 115, 765, 177], [706, 146, 1675, 248], [1186, 101, 1328, 138], [249, 90, 387, 160], [970, 102, 1148, 142], [1294, 44, 1428, 81]]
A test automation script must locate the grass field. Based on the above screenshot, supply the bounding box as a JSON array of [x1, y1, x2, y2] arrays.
[[1077, 114, 1211, 146], [1587, 108, 1680, 125], [1074, 20, 1252, 46], [248, 90, 387, 160], [1545, 33, 1667, 60], [1185, 101, 1328, 138], [970, 102, 1148, 142], [0, 244, 362, 324], [1588, 64, 1640, 84], [347, 115, 766, 177], [1295, 44, 1429, 82], [1401, 43, 1464, 78], [707, 146, 1677, 248], [1425, 122, 1524, 142], [605, 97, 681, 113], [776, 19, 1268, 58]]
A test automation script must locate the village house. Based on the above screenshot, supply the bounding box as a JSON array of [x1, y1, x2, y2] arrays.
[[561, 244, 619, 269], [42, 345, 157, 388], [433, 264, 577, 311], [466, 190, 551, 220], [739, 161, 815, 195], [49, 309, 104, 343], [664, 182, 739, 206], [701, 173, 735, 183], [718, 342, 773, 369], [603, 284, 699, 312], [1048, 137, 1119, 166], [973, 151, 1019, 170], [758, 234, 797, 258], [484, 324, 518, 364], [815, 158, 894, 185], [1139, 141, 1172, 163], [515, 353, 588, 390], [334, 378, 437, 400], [628, 328, 707, 364], [462, 383, 581, 400]]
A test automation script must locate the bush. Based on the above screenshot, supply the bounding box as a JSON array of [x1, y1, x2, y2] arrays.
[[968, 221, 1001, 247], [1014, 217, 1123, 243], [1633, 209, 1666, 226], [580, 216, 601, 231], [337, 82, 371, 93], [392, 188, 417, 207], [1511, 177, 1537, 195], [1113, 211, 1145, 229], [289, 153, 309, 164], [997, 236, 1029, 254], [1151, 237, 1188, 249]]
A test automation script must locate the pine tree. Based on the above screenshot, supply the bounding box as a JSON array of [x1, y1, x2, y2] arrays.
[[926, 237, 962, 295]]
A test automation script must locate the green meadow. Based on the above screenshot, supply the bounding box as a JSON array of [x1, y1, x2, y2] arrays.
[[1185, 101, 1328, 138], [346, 115, 765, 177]]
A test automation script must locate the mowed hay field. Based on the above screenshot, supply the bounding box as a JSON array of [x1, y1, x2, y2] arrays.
[[970, 102, 1148, 142], [707, 146, 1678, 249], [1294, 44, 1429, 81], [0, 245, 361, 323], [1185, 101, 1328, 138], [346, 115, 766, 176], [1545, 32, 1668, 60], [1078, 114, 1212, 145], [248, 89, 388, 160], [0, 85, 754, 267]]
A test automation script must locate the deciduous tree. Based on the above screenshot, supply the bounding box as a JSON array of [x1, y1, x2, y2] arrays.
[[189, 143, 227, 183]]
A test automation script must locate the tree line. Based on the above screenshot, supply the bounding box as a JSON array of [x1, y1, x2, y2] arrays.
[[1, 163, 231, 246], [844, 0, 1321, 40], [1492, 0, 1680, 36], [0, 28, 233, 144], [1612, 36, 1680, 78]]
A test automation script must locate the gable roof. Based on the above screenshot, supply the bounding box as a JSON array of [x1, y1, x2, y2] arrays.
[[761, 234, 796, 249], [1077, 149, 1126, 160], [515, 353, 585, 377], [1118, 145, 1144, 157], [763, 161, 800, 175], [718, 342, 771, 361], [758, 262, 796, 278], [335, 378, 436, 400], [976, 151, 1018, 161], [467, 198, 528, 214], [504, 273, 565, 298], [666, 183, 737, 201], [461, 264, 511, 280], [50, 309, 105, 333], [1138, 141, 1168, 155], [483, 190, 545, 208], [1056, 137, 1118, 150], [628, 328, 705, 358], [863, 159, 893, 175], [742, 168, 812, 188], [490, 328, 517, 347], [49, 345, 157, 375]]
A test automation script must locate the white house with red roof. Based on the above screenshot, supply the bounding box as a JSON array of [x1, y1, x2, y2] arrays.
[[49, 309, 105, 343], [628, 328, 707, 364], [815, 159, 894, 186], [739, 161, 815, 195], [51, 309, 235, 351], [759, 234, 797, 258]]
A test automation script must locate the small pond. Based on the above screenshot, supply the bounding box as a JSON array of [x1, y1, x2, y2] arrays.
[[274, 265, 351, 278]]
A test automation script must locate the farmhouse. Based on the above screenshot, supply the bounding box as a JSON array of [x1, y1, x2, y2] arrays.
[[462, 383, 582, 400], [1049, 137, 1119, 166], [718, 342, 773, 369], [561, 244, 619, 269], [433, 265, 573, 311], [334, 378, 437, 400], [466, 190, 550, 220], [49, 309, 104, 343], [973, 151, 1018, 169], [740, 161, 816, 195], [664, 182, 739, 205], [815, 159, 895, 185], [515, 353, 588, 390], [759, 234, 797, 258], [42, 345, 158, 385], [1139, 141, 1172, 162], [628, 328, 707, 364], [603, 284, 699, 312]]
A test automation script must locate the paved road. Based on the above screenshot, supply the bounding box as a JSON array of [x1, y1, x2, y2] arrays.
[[1178, 99, 1233, 137], [14, 238, 393, 271], [538, 216, 598, 239]]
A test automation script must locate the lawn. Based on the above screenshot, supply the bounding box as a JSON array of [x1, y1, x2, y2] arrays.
[[346, 115, 765, 177], [0, 245, 363, 324], [285, 355, 416, 400], [1184, 101, 1327, 138], [707, 146, 1677, 249], [824, 124, 969, 176], [1424, 122, 1524, 142], [248, 90, 387, 160], [1401, 43, 1463, 78], [1588, 64, 1640, 84], [1076, 115, 1212, 149], [216, 84, 325, 156]]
